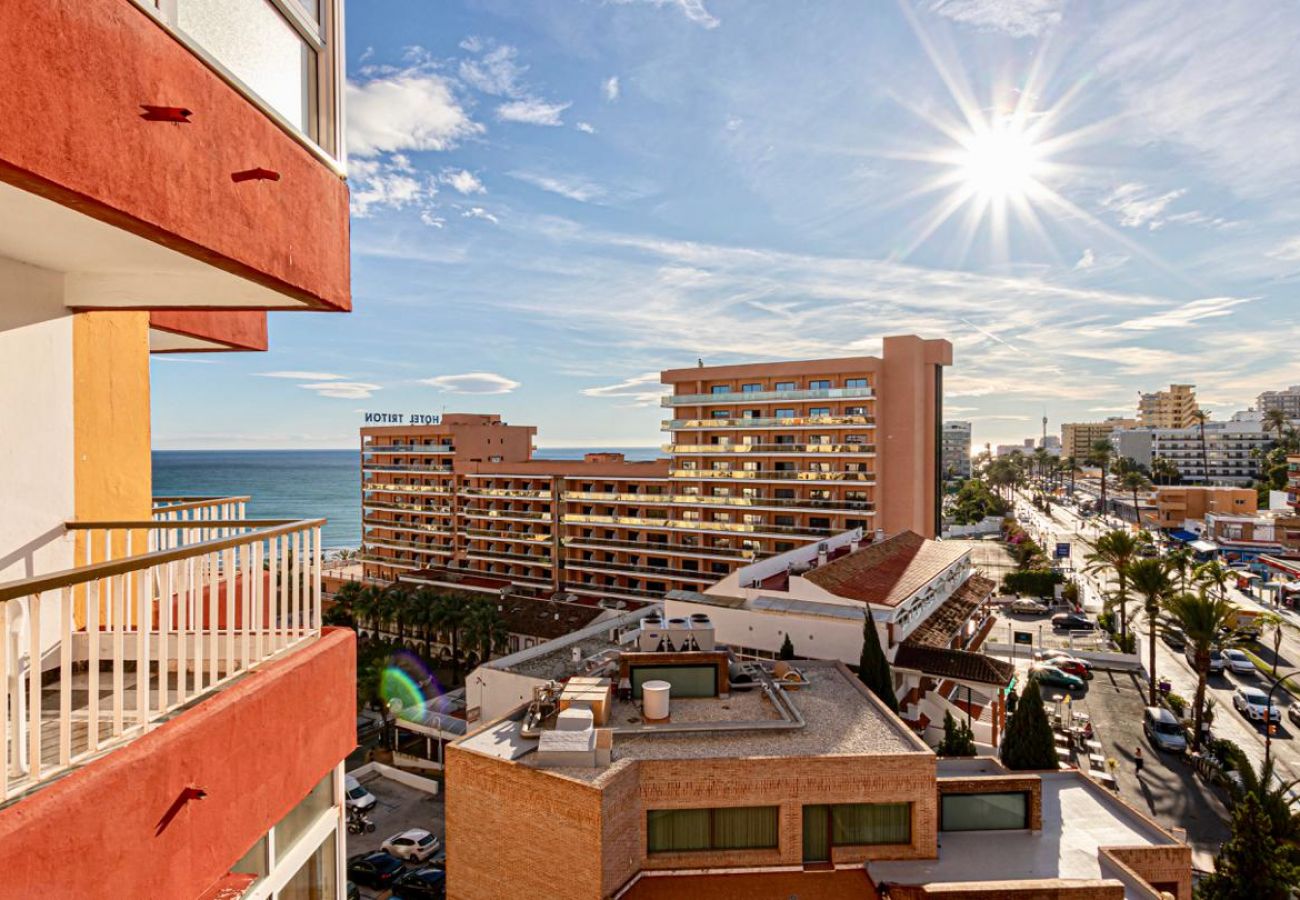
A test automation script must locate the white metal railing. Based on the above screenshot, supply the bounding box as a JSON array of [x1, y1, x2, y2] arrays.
[[0, 518, 323, 801], [152, 495, 249, 524]]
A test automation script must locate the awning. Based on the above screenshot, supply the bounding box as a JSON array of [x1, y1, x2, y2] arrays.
[[1190, 540, 1219, 554], [1170, 529, 1199, 543]]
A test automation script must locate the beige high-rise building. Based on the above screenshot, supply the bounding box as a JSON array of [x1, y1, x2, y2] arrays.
[[1061, 418, 1138, 460], [1138, 384, 1200, 428]]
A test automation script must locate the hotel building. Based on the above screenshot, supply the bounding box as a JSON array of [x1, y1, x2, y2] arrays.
[[0, 1, 354, 897], [940, 421, 972, 480], [1258, 386, 1300, 420], [1061, 417, 1138, 460], [446, 635, 1193, 900], [361, 337, 952, 604], [1138, 383, 1200, 429]]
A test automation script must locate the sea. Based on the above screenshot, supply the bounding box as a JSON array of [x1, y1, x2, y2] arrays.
[[152, 447, 661, 552]]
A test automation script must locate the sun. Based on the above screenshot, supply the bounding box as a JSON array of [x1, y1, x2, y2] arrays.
[[955, 121, 1044, 202]]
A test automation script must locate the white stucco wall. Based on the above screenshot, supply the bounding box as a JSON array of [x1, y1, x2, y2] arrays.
[[664, 595, 885, 665]]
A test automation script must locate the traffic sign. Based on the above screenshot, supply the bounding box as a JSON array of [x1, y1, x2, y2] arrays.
[[1055, 542, 1071, 559], [1013, 631, 1033, 646]]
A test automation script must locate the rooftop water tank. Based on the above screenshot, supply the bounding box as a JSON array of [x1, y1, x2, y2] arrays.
[[642, 680, 671, 721]]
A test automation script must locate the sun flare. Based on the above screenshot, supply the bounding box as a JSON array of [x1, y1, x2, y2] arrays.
[[956, 122, 1044, 202]]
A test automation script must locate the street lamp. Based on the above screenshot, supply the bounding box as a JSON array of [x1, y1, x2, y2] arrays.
[[1262, 667, 1300, 772]]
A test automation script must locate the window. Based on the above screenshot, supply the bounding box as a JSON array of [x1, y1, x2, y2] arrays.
[[741, 383, 763, 393], [940, 792, 1029, 832], [809, 407, 831, 417], [279, 832, 337, 900], [647, 807, 779, 853], [775, 408, 796, 419], [775, 381, 796, 391], [829, 803, 911, 845], [712, 409, 731, 419], [711, 385, 732, 394], [846, 378, 868, 388], [846, 405, 866, 416], [809, 379, 831, 390], [275, 771, 334, 859]]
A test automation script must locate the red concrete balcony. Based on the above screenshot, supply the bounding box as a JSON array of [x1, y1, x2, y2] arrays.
[[0, 0, 349, 313]]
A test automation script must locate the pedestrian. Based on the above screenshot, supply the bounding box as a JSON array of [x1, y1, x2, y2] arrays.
[[1134, 746, 1144, 777]]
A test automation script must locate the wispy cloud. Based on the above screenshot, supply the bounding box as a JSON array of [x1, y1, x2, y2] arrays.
[[496, 99, 571, 126], [346, 72, 482, 157], [350, 155, 437, 218], [420, 372, 521, 394], [462, 207, 500, 224], [508, 171, 605, 203], [576, 122, 597, 134], [1100, 183, 1186, 231], [580, 372, 668, 407], [1267, 236, 1300, 262], [459, 39, 571, 127], [608, 0, 720, 29], [298, 381, 382, 399], [1115, 296, 1255, 332], [441, 169, 485, 195], [1074, 248, 1095, 270], [602, 76, 621, 102], [927, 0, 1065, 38], [257, 371, 348, 381]]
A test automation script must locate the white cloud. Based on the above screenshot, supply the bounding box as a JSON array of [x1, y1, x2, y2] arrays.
[[580, 372, 668, 407], [346, 73, 482, 157], [496, 99, 571, 126], [459, 43, 527, 98], [602, 76, 621, 102], [1099, 183, 1186, 231], [927, 0, 1064, 38], [1267, 236, 1300, 262], [441, 168, 485, 195], [298, 381, 382, 399], [349, 155, 436, 218], [576, 122, 597, 134], [1089, 405, 1135, 414], [1074, 248, 1095, 270], [256, 371, 347, 381], [508, 170, 605, 203], [462, 207, 500, 225], [1115, 296, 1255, 332], [458, 35, 484, 53], [609, 0, 720, 28], [420, 372, 520, 394]]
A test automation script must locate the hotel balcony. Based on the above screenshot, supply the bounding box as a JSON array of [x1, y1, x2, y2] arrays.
[[459, 487, 554, 500], [362, 463, 455, 474], [670, 469, 876, 483], [662, 386, 874, 406], [664, 415, 875, 430], [562, 536, 758, 562], [565, 559, 715, 582], [562, 514, 839, 540], [463, 528, 552, 545], [363, 518, 455, 537], [364, 482, 456, 496], [361, 443, 456, 454], [363, 500, 455, 517], [464, 550, 555, 568], [365, 537, 455, 557], [665, 443, 876, 455]]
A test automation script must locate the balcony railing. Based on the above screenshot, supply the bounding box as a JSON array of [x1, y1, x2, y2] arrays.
[[670, 469, 875, 482], [562, 536, 757, 560], [362, 464, 454, 474], [0, 517, 322, 801], [152, 495, 250, 523], [666, 443, 875, 455], [663, 386, 874, 406], [562, 514, 839, 538], [664, 415, 874, 430], [361, 444, 455, 454], [566, 559, 715, 581]]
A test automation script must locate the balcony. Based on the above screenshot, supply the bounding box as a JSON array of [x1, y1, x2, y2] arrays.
[[561, 514, 839, 539], [664, 415, 875, 430], [662, 386, 874, 406], [562, 536, 757, 561], [565, 559, 715, 581], [0, 513, 323, 801], [666, 443, 875, 455], [459, 488, 554, 500], [362, 463, 455, 474], [364, 483, 455, 496], [464, 528, 552, 544], [363, 518, 454, 536], [670, 469, 875, 483], [363, 500, 454, 516], [362, 443, 455, 454]]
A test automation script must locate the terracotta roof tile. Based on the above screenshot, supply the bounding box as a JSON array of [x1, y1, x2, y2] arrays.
[[902, 575, 996, 649], [893, 643, 1014, 687], [802, 531, 968, 608]]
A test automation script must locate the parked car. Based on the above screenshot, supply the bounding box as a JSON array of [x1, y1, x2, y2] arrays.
[[347, 852, 405, 889], [392, 866, 448, 900], [1030, 664, 1085, 690], [1223, 649, 1256, 676], [1233, 686, 1283, 723], [1009, 599, 1049, 615], [1186, 647, 1228, 674], [1143, 706, 1187, 753], [1161, 628, 1187, 651], [344, 775, 377, 812], [1051, 613, 1094, 632], [382, 828, 442, 863], [1049, 658, 1093, 681], [1035, 650, 1093, 672], [1291, 702, 1300, 727]]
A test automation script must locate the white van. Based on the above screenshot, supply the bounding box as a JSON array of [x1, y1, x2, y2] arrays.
[[1142, 706, 1187, 753], [345, 774, 377, 812]]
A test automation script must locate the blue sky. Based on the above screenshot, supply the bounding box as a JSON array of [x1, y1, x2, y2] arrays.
[[152, 0, 1300, 452]]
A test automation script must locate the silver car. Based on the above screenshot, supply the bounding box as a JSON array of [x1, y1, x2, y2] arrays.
[[1234, 687, 1282, 723]]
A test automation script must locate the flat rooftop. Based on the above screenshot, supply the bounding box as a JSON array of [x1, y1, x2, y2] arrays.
[[871, 771, 1178, 892], [457, 660, 926, 787]]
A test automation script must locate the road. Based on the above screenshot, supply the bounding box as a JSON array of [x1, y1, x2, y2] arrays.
[[1009, 489, 1300, 786]]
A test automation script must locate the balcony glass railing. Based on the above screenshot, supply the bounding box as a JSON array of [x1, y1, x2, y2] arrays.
[[464, 550, 554, 567], [0, 515, 323, 801], [464, 529, 551, 543], [457, 507, 553, 521], [362, 464, 454, 474], [561, 491, 873, 513], [561, 536, 757, 560], [666, 443, 875, 454], [562, 514, 838, 537], [459, 488, 553, 500], [362, 517, 453, 535], [364, 537, 454, 554], [362, 500, 453, 515], [362, 444, 455, 454], [669, 469, 875, 482], [364, 483, 455, 495], [663, 386, 873, 406], [664, 415, 875, 430], [566, 560, 715, 580]]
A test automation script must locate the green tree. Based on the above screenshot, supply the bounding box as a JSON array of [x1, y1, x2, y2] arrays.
[[1162, 588, 1240, 752], [1151, 456, 1181, 486], [1084, 529, 1141, 644], [1119, 469, 1150, 529], [937, 711, 977, 757], [857, 616, 897, 713], [778, 633, 796, 660], [1192, 409, 1212, 484], [999, 678, 1058, 771], [1088, 439, 1113, 516], [1264, 408, 1290, 445], [464, 599, 509, 665], [431, 591, 473, 684], [1128, 557, 1173, 705], [1198, 792, 1300, 900]]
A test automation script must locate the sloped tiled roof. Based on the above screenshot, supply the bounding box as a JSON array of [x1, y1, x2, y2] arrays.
[[893, 643, 1015, 687], [902, 575, 996, 649], [801, 530, 968, 608], [500, 599, 605, 641]]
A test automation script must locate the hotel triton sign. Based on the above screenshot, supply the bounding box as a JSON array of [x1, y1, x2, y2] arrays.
[[363, 412, 441, 425]]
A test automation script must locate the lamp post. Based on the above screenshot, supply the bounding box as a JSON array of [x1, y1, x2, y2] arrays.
[[1262, 667, 1300, 772]]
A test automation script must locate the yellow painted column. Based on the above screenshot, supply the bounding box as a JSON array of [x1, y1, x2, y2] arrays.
[[72, 311, 152, 625]]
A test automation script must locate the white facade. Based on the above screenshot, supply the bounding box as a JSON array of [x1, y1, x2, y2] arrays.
[[942, 421, 972, 480]]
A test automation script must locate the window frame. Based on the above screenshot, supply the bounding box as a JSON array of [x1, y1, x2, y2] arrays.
[[646, 806, 780, 854]]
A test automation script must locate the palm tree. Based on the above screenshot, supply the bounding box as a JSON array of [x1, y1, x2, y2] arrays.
[[1163, 588, 1241, 752], [407, 586, 441, 659], [1195, 560, 1232, 604], [1084, 529, 1142, 644], [1061, 455, 1078, 495], [431, 591, 472, 683], [1191, 409, 1211, 484], [1088, 439, 1113, 517], [1129, 557, 1174, 704], [1264, 408, 1290, 445], [464, 600, 509, 665], [1257, 611, 1289, 677], [1166, 546, 1195, 593], [352, 584, 386, 635], [1119, 469, 1150, 529], [1151, 456, 1181, 486]]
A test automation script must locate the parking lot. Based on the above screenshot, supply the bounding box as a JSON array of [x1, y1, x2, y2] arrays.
[[347, 768, 445, 899]]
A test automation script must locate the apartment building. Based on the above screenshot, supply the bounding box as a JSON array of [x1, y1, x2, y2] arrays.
[[1138, 383, 1200, 428], [1061, 418, 1137, 460], [940, 421, 972, 480], [0, 1, 354, 897], [1147, 410, 1276, 485], [1258, 386, 1300, 419], [1154, 486, 1258, 531], [446, 637, 1192, 900], [362, 337, 952, 604]]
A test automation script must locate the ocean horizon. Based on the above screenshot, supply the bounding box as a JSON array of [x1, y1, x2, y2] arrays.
[[152, 447, 662, 550]]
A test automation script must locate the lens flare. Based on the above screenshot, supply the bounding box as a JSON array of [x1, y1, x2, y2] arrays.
[[379, 649, 441, 721]]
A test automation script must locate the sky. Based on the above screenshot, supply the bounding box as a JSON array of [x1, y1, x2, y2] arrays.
[[152, 0, 1300, 453]]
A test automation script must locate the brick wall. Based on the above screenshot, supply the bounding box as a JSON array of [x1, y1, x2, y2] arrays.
[[937, 775, 1042, 831], [1102, 845, 1192, 900], [885, 880, 1125, 900]]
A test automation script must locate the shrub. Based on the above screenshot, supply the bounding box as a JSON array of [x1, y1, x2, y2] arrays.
[[1003, 569, 1065, 598], [1165, 692, 1187, 717], [1000, 679, 1059, 771], [1210, 737, 1248, 772], [937, 711, 977, 757]]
